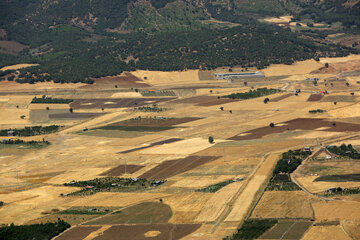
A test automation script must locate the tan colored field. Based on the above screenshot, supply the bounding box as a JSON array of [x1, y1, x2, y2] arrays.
[[302, 225, 352, 240], [170, 175, 237, 188], [313, 200, 360, 221], [263, 15, 292, 23], [251, 191, 316, 219], [263, 59, 322, 77], [110, 92, 142, 98], [342, 219, 360, 240], [295, 176, 360, 193], [0, 64, 39, 71]]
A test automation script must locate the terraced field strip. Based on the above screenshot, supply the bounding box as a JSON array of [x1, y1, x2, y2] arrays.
[[139, 156, 220, 180], [224, 153, 279, 222]]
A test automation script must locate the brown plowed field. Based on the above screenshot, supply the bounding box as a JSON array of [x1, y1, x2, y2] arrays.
[[0, 40, 29, 55], [114, 117, 202, 127], [139, 156, 220, 180], [270, 93, 292, 102], [229, 118, 360, 140], [87, 72, 150, 88], [101, 165, 144, 176], [93, 224, 201, 240], [56, 226, 101, 240], [70, 97, 176, 109], [307, 93, 324, 101], [49, 112, 104, 119], [170, 96, 239, 106], [119, 138, 183, 154]]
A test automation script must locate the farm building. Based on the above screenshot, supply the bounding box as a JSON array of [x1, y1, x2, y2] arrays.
[[215, 71, 265, 80]]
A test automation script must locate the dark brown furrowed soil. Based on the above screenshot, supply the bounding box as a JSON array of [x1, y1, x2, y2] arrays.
[[139, 156, 220, 180], [0, 40, 29, 55], [56, 226, 101, 240], [48, 112, 104, 119], [270, 94, 293, 102], [119, 138, 183, 154], [114, 117, 202, 127], [70, 97, 176, 109], [170, 96, 239, 106], [93, 224, 201, 240], [307, 93, 324, 101], [100, 165, 144, 176], [229, 118, 360, 140]]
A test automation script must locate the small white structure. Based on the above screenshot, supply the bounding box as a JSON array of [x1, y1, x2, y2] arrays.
[[215, 71, 265, 80]]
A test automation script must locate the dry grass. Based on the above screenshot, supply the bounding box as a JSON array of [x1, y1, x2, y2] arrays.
[[302, 225, 352, 240]]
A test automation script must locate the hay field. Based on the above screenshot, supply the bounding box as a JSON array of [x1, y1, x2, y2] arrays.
[[132, 70, 203, 86], [313, 200, 360, 221], [0, 64, 39, 71], [251, 191, 316, 219], [295, 176, 360, 193], [301, 225, 352, 240]]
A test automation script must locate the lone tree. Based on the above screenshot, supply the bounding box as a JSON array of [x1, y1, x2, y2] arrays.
[[46, 106, 50, 110], [351, 92, 355, 96], [334, 102, 337, 105], [208, 136, 214, 144], [229, 110, 232, 114], [220, 106, 224, 111], [332, 122, 336, 127], [244, 82, 248, 86], [264, 98, 270, 104], [69, 108, 73, 113], [269, 123, 275, 128], [325, 63, 329, 68]]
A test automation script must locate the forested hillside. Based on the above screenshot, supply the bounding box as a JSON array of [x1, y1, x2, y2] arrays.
[[0, 0, 359, 84]]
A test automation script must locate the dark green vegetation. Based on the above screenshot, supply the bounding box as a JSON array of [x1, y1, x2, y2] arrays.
[[85, 202, 172, 225], [0, 139, 49, 145], [196, 179, 235, 193], [0, 201, 3, 207], [0, 125, 61, 136], [324, 187, 360, 196], [273, 149, 312, 175], [309, 109, 326, 114], [223, 88, 280, 100], [266, 173, 301, 191], [223, 219, 278, 240], [314, 174, 360, 182], [0, 0, 358, 84], [0, 139, 50, 149], [63, 177, 165, 196], [31, 96, 73, 104], [327, 144, 360, 159], [0, 219, 70, 240]]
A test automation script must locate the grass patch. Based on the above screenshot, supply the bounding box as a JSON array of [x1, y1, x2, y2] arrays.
[[224, 219, 278, 240], [196, 179, 235, 193], [302, 165, 342, 175], [85, 202, 172, 225], [63, 177, 165, 196]]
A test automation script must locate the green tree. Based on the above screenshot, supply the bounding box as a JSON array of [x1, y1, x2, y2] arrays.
[[208, 136, 214, 144]]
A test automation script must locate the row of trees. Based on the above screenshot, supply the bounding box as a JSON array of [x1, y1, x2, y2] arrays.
[[0, 125, 61, 136], [223, 88, 280, 100]]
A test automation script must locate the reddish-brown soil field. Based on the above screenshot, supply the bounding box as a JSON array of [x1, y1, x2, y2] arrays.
[[70, 97, 176, 109], [229, 118, 360, 140], [171, 96, 239, 106], [307, 93, 324, 101], [93, 224, 201, 240], [270, 94, 293, 102], [139, 155, 220, 180], [49, 112, 104, 119], [0, 40, 29, 55], [101, 165, 144, 176], [83, 72, 150, 88], [119, 138, 183, 154], [114, 117, 202, 127], [56, 226, 101, 240]]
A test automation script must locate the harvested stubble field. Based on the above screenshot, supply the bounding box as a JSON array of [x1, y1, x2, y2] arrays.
[[85, 202, 172, 225], [100, 165, 144, 176], [119, 138, 182, 153], [270, 93, 293, 102], [322, 95, 357, 102], [307, 93, 324, 101], [49, 112, 105, 119], [229, 118, 360, 140], [92, 223, 201, 240], [55, 226, 101, 240], [139, 156, 220, 180], [70, 97, 176, 109], [302, 225, 353, 240], [170, 96, 239, 106]]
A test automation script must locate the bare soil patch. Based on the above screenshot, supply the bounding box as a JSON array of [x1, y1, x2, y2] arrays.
[[93, 224, 201, 240], [85, 202, 172, 225], [139, 156, 220, 180], [101, 165, 144, 176], [70, 97, 176, 109], [170, 96, 239, 106], [198, 70, 215, 80], [119, 138, 182, 154], [0, 40, 29, 55], [229, 118, 360, 140], [49, 112, 104, 119], [307, 93, 324, 101], [270, 93, 293, 102], [55, 226, 101, 240]]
